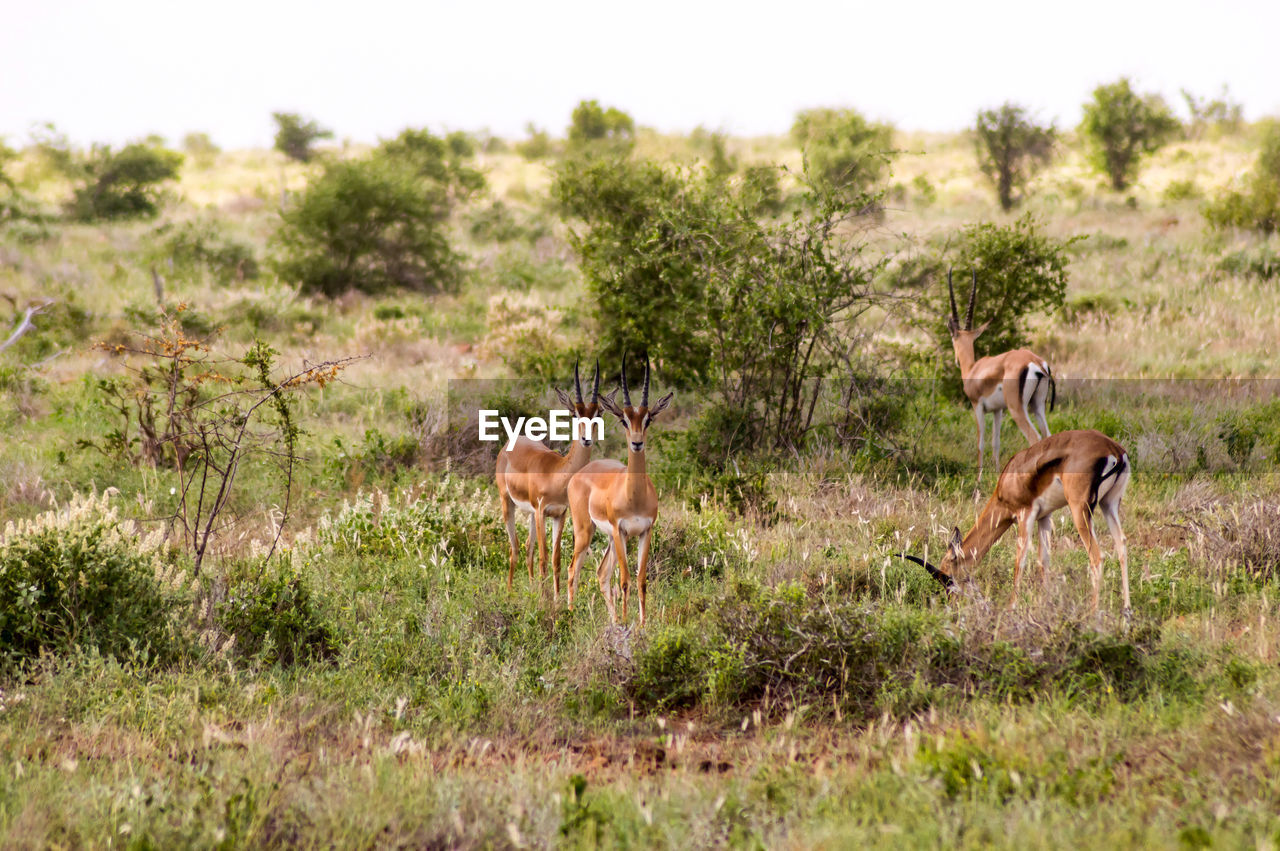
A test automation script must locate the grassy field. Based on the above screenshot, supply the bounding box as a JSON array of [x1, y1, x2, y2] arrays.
[[2, 125, 1280, 848]]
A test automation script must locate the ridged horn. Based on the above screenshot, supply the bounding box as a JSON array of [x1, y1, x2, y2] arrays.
[[895, 553, 957, 590], [967, 269, 978, 330], [620, 351, 631, 407], [642, 353, 650, 408], [573, 357, 583, 405], [592, 358, 600, 403], [947, 267, 959, 325]]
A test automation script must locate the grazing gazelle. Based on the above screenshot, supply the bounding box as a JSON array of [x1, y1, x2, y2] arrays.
[[901, 429, 1134, 616], [566, 353, 673, 627], [495, 360, 608, 600], [947, 269, 1056, 478]]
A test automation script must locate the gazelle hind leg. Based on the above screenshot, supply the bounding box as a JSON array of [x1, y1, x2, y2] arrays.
[[1101, 498, 1131, 614], [636, 529, 653, 627], [1070, 504, 1103, 612], [550, 514, 566, 603], [1034, 383, 1051, 437]]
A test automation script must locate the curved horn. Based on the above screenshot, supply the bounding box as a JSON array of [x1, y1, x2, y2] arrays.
[[642, 353, 651, 408], [894, 553, 957, 590], [966, 269, 978, 330], [592, 358, 601, 404], [620, 351, 631, 407], [947, 267, 959, 325], [574, 357, 584, 405]]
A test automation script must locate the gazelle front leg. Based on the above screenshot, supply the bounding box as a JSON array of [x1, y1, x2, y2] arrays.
[[1036, 516, 1052, 587], [635, 529, 653, 627], [974, 404, 986, 479], [502, 496, 519, 592], [1010, 510, 1034, 609], [609, 529, 630, 624], [526, 511, 538, 582], [991, 408, 1004, 474]]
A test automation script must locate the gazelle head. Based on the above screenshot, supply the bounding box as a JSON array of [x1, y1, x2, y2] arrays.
[[946, 268, 991, 362], [598, 352, 674, 454], [553, 358, 610, 447]]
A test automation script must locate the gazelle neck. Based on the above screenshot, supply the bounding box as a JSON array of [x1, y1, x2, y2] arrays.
[[565, 439, 592, 471], [952, 337, 977, 376], [625, 446, 648, 501], [958, 495, 1015, 569]]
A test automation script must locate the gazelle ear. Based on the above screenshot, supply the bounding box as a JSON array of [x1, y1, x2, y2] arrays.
[[972, 320, 991, 337], [597, 389, 624, 419], [647, 391, 675, 421], [553, 387, 574, 409], [948, 526, 964, 555]]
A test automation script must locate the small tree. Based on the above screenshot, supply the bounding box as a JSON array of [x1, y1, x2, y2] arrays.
[[1079, 79, 1180, 191], [567, 100, 635, 153], [1203, 120, 1280, 235], [1182, 86, 1244, 140], [973, 103, 1055, 211], [272, 112, 333, 163], [936, 215, 1077, 356], [790, 108, 894, 199], [272, 129, 479, 296], [66, 143, 184, 221], [182, 131, 220, 168]]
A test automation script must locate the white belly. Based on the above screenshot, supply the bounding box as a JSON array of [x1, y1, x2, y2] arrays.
[[619, 516, 653, 536], [980, 384, 1005, 413], [512, 498, 534, 515], [1033, 477, 1068, 515]]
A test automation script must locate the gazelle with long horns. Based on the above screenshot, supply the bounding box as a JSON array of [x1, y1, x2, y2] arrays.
[[495, 360, 609, 600], [947, 269, 1056, 478], [566, 353, 674, 627], [901, 429, 1134, 616]]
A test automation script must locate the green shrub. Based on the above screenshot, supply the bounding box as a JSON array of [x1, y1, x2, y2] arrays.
[[181, 132, 220, 169], [272, 112, 333, 163], [1161, 178, 1200, 202], [1079, 78, 1180, 191], [150, 219, 259, 283], [567, 100, 634, 155], [973, 102, 1056, 210], [1203, 121, 1280, 235], [216, 560, 335, 667], [1216, 246, 1280, 280], [271, 154, 465, 296], [933, 214, 1077, 355], [790, 107, 894, 199], [66, 143, 183, 221], [0, 492, 185, 666], [516, 123, 556, 160], [628, 626, 708, 710]]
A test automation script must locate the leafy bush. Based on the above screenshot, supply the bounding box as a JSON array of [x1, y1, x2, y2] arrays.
[[66, 143, 184, 221], [216, 561, 335, 667], [790, 108, 894, 199], [1079, 78, 1180, 191], [1215, 245, 1280, 280], [1203, 121, 1280, 235], [554, 154, 892, 451], [567, 100, 634, 154], [478, 292, 576, 382], [0, 492, 184, 666], [150, 219, 259, 283], [272, 112, 333, 163], [1161, 179, 1200, 202], [973, 103, 1055, 210], [272, 154, 466, 296], [933, 214, 1077, 355], [181, 132, 220, 168], [1181, 86, 1244, 140], [516, 123, 556, 160]]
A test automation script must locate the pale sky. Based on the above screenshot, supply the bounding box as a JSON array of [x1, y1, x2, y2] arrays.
[[2, 0, 1277, 150]]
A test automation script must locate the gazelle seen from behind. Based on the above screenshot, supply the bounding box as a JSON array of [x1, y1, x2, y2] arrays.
[[901, 429, 1134, 617], [566, 353, 673, 627], [495, 360, 607, 600], [947, 269, 1055, 478]]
